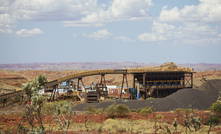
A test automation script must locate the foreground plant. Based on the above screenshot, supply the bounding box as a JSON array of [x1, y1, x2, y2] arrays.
[[104, 102, 130, 118], [189, 113, 201, 131], [18, 74, 48, 133], [172, 118, 178, 132], [53, 101, 75, 134]]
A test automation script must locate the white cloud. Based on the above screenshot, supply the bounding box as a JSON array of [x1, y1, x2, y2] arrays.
[[0, 0, 154, 35], [138, 33, 166, 41], [114, 36, 135, 42], [138, 21, 221, 45], [158, 0, 221, 23], [72, 33, 78, 37], [15, 28, 44, 37], [62, 0, 153, 27], [0, 14, 17, 34], [82, 29, 112, 40]]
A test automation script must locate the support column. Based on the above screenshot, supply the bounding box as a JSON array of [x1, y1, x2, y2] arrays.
[[120, 74, 125, 98], [157, 89, 158, 98], [120, 74, 127, 98], [126, 74, 128, 90], [191, 73, 193, 88], [143, 73, 146, 99], [52, 85, 57, 101], [100, 74, 106, 86], [133, 74, 135, 88], [79, 78, 87, 102], [3, 99, 7, 107]]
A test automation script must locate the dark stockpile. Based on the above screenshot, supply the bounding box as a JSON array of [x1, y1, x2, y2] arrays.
[[73, 98, 186, 112], [196, 79, 221, 99], [166, 88, 216, 110], [73, 80, 220, 112]]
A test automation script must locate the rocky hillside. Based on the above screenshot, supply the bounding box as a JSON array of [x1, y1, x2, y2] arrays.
[[0, 62, 221, 71]]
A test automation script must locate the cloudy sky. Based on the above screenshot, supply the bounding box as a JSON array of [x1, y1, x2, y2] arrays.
[[0, 0, 221, 64]]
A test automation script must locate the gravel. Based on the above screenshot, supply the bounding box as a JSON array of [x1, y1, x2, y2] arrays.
[[196, 79, 221, 99], [73, 80, 220, 112]]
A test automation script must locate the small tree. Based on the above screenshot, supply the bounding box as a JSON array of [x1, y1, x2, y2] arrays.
[[53, 101, 75, 134], [173, 118, 178, 132], [207, 114, 220, 134], [183, 115, 191, 134], [189, 113, 201, 132], [21, 74, 48, 133]]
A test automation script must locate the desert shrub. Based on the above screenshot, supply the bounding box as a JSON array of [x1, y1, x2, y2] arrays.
[[207, 116, 220, 125], [173, 118, 178, 132], [13, 96, 22, 103], [131, 109, 137, 112], [190, 113, 201, 131], [209, 103, 217, 110], [42, 101, 69, 115], [85, 105, 96, 114], [105, 102, 117, 118], [85, 105, 103, 114], [105, 102, 130, 118], [115, 104, 130, 117], [136, 108, 143, 113], [175, 108, 183, 114], [140, 108, 152, 116], [156, 114, 164, 119], [185, 108, 194, 114], [211, 102, 221, 113], [7, 103, 12, 106], [42, 102, 55, 115], [146, 97, 155, 100], [95, 108, 103, 114]]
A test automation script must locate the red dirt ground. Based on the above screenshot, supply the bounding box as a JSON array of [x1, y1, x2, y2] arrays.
[[0, 110, 212, 133]]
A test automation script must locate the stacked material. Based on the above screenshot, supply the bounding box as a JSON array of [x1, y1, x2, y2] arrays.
[[196, 79, 221, 99], [73, 80, 220, 112]]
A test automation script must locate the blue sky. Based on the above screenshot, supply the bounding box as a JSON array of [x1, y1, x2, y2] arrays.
[[0, 0, 221, 64]]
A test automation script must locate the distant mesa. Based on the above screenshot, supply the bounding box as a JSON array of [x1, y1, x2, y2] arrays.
[[0, 62, 221, 71]]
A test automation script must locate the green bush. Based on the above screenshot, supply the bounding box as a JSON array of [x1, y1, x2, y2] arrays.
[[105, 102, 117, 118], [207, 116, 220, 125], [211, 102, 221, 113], [42, 101, 70, 115], [95, 108, 103, 114], [156, 114, 164, 119], [136, 108, 143, 113], [42, 102, 55, 115], [140, 107, 153, 116], [7, 103, 12, 106], [85, 105, 96, 114], [146, 97, 155, 100], [175, 108, 183, 114], [185, 108, 194, 114], [13, 96, 22, 103], [115, 104, 130, 117], [104, 102, 130, 118], [131, 109, 137, 112]]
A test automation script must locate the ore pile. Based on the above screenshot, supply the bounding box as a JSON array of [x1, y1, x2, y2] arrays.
[[73, 80, 220, 112], [196, 79, 221, 99]]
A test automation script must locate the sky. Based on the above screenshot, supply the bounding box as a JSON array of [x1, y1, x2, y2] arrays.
[[0, 0, 221, 64]]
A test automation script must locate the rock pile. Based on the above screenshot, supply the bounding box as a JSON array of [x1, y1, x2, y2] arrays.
[[73, 80, 220, 112]]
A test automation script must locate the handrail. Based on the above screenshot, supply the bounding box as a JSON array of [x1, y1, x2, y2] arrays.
[[45, 65, 193, 88], [0, 90, 24, 100]]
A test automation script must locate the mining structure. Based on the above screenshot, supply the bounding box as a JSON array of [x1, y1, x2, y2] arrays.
[[45, 62, 194, 102]]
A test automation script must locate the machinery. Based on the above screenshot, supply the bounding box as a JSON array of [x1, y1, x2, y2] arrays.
[[86, 83, 107, 103], [200, 76, 208, 83], [45, 62, 194, 101]]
